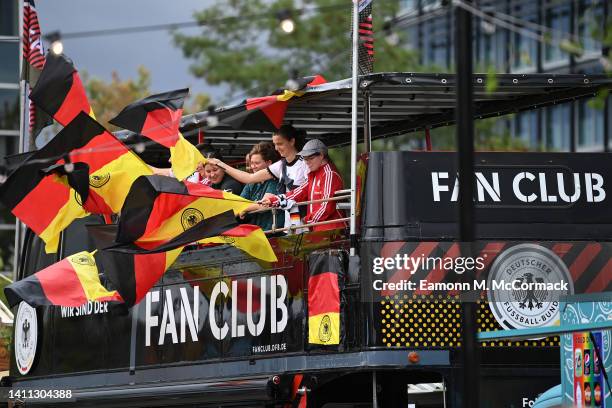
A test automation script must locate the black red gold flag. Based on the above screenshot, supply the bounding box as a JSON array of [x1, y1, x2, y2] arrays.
[[4, 251, 121, 308], [29, 52, 94, 127], [217, 75, 326, 132], [109, 89, 204, 181], [0, 112, 151, 252], [307, 250, 346, 346], [87, 211, 240, 306], [116, 175, 277, 262]]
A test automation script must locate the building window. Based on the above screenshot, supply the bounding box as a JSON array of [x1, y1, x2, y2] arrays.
[[577, 99, 604, 151], [400, 0, 418, 13], [577, 0, 603, 56], [0, 88, 19, 131], [0, 41, 19, 84], [0, 0, 18, 37], [543, 105, 571, 151], [422, 15, 449, 69], [543, 1, 571, 66], [509, 0, 538, 71], [512, 110, 538, 149]]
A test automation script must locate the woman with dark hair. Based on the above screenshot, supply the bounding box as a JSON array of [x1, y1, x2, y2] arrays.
[[200, 151, 244, 194], [261, 139, 345, 232], [207, 124, 309, 230], [238, 142, 283, 230]]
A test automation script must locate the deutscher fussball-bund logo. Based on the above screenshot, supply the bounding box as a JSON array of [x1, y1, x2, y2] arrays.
[[181, 208, 204, 231], [70, 253, 95, 266], [319, 314, 332, 343], [15, 302, 37, 375], [89, 173, 111, 188], [487, 243, 573, 330]]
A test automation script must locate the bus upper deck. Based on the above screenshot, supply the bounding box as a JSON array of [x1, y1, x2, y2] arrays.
[[7, 72, 612, 408]]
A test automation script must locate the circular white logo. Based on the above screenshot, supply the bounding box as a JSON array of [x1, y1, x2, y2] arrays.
[[14, 302, 37, 375], [487, 244, 573, 330]]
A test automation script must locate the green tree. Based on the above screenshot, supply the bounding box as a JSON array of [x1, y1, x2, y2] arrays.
[[174, 0, 420, 96]]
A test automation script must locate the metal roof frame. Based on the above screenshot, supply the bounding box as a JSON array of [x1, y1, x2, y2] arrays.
[[117, 72, 612, 161]]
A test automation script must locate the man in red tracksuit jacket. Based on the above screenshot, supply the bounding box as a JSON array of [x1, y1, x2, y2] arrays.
[[261, 139, 346, 232]]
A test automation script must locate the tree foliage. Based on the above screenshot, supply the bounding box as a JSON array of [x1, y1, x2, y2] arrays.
[[174, 0, 420, 97], [84, 66, 210, 132]]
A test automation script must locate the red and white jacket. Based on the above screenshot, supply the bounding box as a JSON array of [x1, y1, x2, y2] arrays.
[[272, 162, 345, 231]]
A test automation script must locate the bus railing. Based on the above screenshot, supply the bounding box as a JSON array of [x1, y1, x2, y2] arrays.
[[246, 191, 351, 234]]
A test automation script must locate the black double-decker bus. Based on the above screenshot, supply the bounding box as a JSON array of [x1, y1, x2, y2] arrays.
[[5, 73, 612, 407]]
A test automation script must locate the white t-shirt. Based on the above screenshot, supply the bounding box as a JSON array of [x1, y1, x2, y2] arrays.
[[267, 157, 309, 233], [267, 157, 308, 190]]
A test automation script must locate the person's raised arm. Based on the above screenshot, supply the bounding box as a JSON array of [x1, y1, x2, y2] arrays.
[[208, 158, 272, 184]]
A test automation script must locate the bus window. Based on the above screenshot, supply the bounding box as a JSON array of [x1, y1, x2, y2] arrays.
[[20, 230, 56, 279], [60, 215, 105, 259]]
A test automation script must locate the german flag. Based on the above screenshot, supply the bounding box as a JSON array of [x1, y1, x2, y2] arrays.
[[307, 251, 345, 346], [218, 75, 326, 131], [29, 52, 94, 126], [87, 211, 239, 306], [116, 175, 276, 262], [116, 175, 252, 243], [109, 89, 205, 181], [4, 251, 121, 308], [199, 224, 277, 263], [0, 112, 151, 253]]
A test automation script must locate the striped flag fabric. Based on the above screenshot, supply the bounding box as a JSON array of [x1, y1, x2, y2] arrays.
[[307, 250, 346, 346], [109, 89, 205, 181], [116, 175, 277, 263], [22, 0, 52, 139], [0, 112, 151, 252], [217, 75, 326, 132], [4, 251, 122, 308], [87, 211, 240, 307], [29, 52, 95, 127]]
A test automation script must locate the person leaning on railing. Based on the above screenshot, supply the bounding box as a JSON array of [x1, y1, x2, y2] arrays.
[[237, 142, 284, 231], [259, 139, 346, 232], [207, 124, 309, 231]]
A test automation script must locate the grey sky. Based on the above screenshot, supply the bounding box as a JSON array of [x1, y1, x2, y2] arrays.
[[37, 0, 229, 104]]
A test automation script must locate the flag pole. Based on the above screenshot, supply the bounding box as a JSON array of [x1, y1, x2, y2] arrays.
[[14, 0, 27, 282], [349, 0, 359, 257]]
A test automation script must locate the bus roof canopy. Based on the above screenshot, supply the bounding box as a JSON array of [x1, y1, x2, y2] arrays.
[[117, 72, 612, 160]]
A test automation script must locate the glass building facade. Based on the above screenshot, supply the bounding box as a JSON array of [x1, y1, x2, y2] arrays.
[[399, 0, 611, 153], [0, 0, 20, 275]]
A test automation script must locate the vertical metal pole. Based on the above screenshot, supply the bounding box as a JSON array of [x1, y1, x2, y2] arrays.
[[363, 91, 371, 152], [372, 371, 378, 408], [349, 0, 359, 256], [14, 0, 26, 281], [455, 2, 479, 408]]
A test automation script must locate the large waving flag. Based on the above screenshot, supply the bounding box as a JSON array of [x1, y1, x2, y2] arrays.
[[116, 175, 277, 263], [29, 52, 94, 126], [22, 0, 52, 139], [109, 89, 205, 181], [88, 211, 240, 306], [4, 251, 121, 308], [0, 112, 151, 252]]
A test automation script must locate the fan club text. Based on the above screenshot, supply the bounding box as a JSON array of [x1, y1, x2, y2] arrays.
[[431, 171, 605, 203], [145, 275, 289, 347]]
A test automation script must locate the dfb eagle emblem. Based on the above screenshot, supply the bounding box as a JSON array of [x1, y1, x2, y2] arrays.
[[511, 272, 547, 310]]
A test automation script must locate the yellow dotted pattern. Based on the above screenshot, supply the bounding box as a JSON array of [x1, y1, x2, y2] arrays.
[[380, 294, 462, 348], [379, 295, 559, 348], [477, 298, 559, 348]]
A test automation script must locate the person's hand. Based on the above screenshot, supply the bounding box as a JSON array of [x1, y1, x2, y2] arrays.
[[195, 161, 205, 172], [259, 193, 278, 207], [208, 158, 224, 168], [238, 211, 247, 220]]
